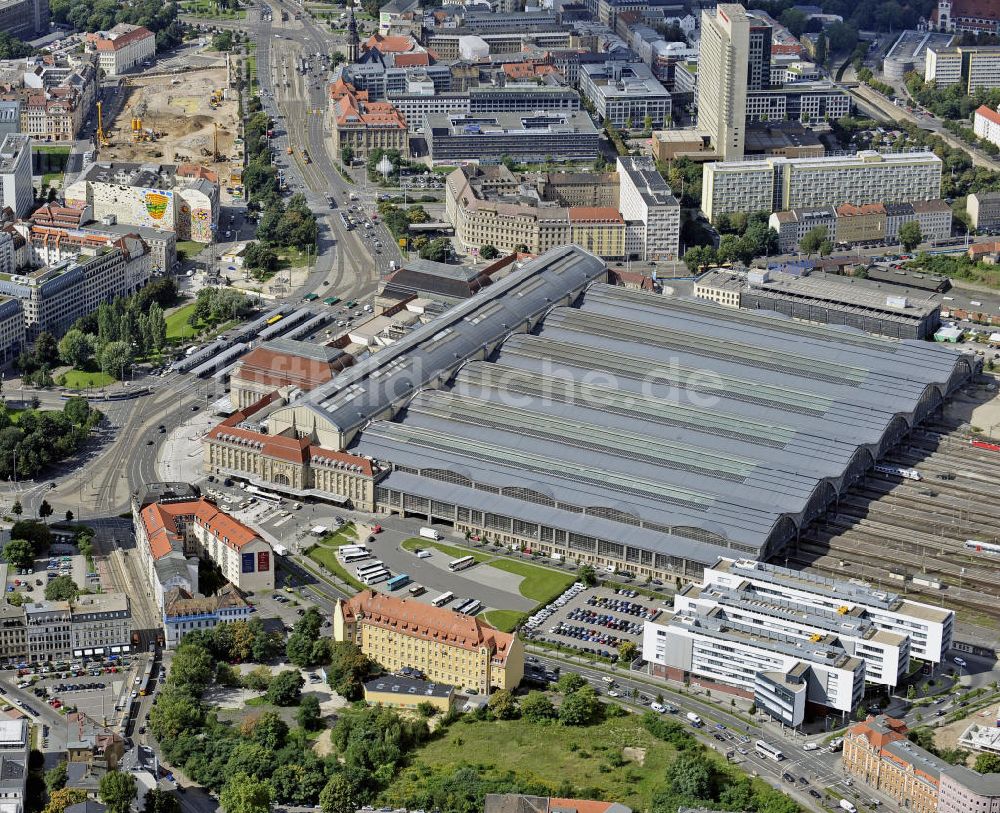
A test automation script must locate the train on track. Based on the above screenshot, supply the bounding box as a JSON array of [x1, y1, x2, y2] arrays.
[[970, 439, 1000, 453], [965, 539, 1000, 555], [873, 464, 922, 481]]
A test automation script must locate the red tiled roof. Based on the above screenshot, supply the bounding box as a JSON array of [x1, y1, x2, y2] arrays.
[[232, 346, 339, 391], [548, 800, 620, 813], [975, 105, 1000, 127], [836, 202, 886, 216], [393, 52, 430, 67], [933, 0, 1000, 23], [568, 206, 623, 223], [364, 34, 418, 54], [342, 590, 516, 661], [91, 26, 154, 51], [139, 498, 262, 557], [177, 163, 220, 184]]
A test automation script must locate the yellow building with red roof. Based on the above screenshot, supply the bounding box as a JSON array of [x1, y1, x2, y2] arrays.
[[334, 590, 523, 694]]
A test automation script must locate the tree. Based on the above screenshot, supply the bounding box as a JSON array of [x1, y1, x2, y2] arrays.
[[779, 7, 807, 36], [487, 689, 519, 720], [557, 673, 587, 694], [975, 753, 1000, 774], [45, 760, 68, 793], [418, 238, 451, 262], [520, 691, 557, 722], [799, 225, 829, 256], [11, 500, 20, 517], [267, 669, 304, 706], [251, 711, 289, 750], [3, 539, 33, 570], [143, 788, 182, 813], [618, 641, 637, 663], [341, 146, 354, 165], [45, 575, 79, 601], [64, 510, 74, 522], [98, 341, 134, 380], [99, 770, 138, 813], [683, 245, 717, 273], [38, 500, 53, 523], [479, 244, 500, 260], [320, 773, 362, 813], [297, 694, 322, 730], [577, 564, 597, 587], [58, 329, 92, 369], [899, 221, 923, 251], [220, 772, 274, 813], [814, 32, 827, 67], [668, 751, 712, 799], [906, 684, 917, 699], [558, 685, 601, 726], [212, 30, 234, 50], [170, 644, 215, 692], [43, 788, 88, 813]]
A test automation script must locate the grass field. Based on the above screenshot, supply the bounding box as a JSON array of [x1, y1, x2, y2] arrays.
[[34, 145, 71, 155], [385, 715, 679, 810], [60, 370, 115, 390], [480, 609, 526, 632], [42, 172, 63, 188], [306, 544, 366, 592], [176, 240, 207, 259], [165, 303, 199, 340], [488, 558, 573, 604], [400, 538, 491, 562]]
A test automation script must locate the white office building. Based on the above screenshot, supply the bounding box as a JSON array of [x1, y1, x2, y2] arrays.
[[643, 606, 866, 726], [697, 4, 750, 161], [579, 61, 672, 129], [702, 150, 943, 222], [616, 156, 680, 261], [0, 134, 32, 219], [974, 105, 1000, 149], [671, 578, 911, 687], [700, 558, 954, 663]]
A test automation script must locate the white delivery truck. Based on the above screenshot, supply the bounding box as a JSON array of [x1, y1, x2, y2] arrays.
[[419, 527, 443, 541], [839, 800, 857, 813], [686, 712, 703, 727]]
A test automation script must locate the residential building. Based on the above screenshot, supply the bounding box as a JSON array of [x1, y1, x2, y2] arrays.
[[85, 24, 156, 76], [0, 594, 131, 664], [19, 57, 97, 141], [0, 0, 49, 39], [699, 559, 954, 664], [0, 297, 24, 367], [579, 61, 671, 129], [697, 4, 750, 160], [643, 604, 866, 725], [64, 162, 220, 243], [162, 585, 251, 649], [378, 0, 420, 35], [616, 155, 680, 261], [363, 675, 454, 712], [329, 78, 409, 160], [670, 575, 911, 687], [843, 716, 944, 813], [0, 241, 152, 339], [0, 718, 28, 813], [768, 206, 836, 253], [133, 491, 275, 609], [334, 589, 524, 693], [426, 111, 600, 163], [693, 269, 743, 307], [910, 199, 953, 242], [835, 202, 887, 245], [0, 135, 32, 219], [65, 711, 124, 799], [968, 190, 1000, 231], [484, 796, 631, 813], [926, 45, 1000, 91], [974, 105, 1000, 149], [701, 151, 944, 222], [229, 338, 353, 410]]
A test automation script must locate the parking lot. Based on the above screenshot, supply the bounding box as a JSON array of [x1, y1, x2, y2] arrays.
[[524, 585, 667, 661], [2, 546, 90, 607]]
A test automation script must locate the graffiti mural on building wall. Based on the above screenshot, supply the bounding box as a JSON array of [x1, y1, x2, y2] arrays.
[[190, 207, 212, 243], [144, 191, 171, 221]]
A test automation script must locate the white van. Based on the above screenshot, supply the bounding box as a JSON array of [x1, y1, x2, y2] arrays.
[[650, 702, 666, 713], [416, 550, 432, 559]]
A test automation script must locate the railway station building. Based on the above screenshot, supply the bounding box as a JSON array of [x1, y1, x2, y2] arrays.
[[201, 246, 978, 586]]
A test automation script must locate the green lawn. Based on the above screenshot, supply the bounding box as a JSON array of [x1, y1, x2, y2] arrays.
[[317, 523, 357, 548], [276, 245, 315, 269], [480, 609, 526, 632], [60, 370, 115, 390], [42, 172, 63, 187], [383, 715, 679, 811], [165, 302, 200, 340], [307, 543, 366, 592], [487, 558, 574, 604], [176, 240, 207, 259], [400, 538, 491, 563], [33, 145, 71, 155]]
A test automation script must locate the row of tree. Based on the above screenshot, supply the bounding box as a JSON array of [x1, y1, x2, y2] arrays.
[[0, 399, 100, 482]]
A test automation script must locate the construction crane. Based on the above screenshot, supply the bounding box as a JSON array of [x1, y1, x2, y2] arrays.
[[96, 101, 111, 148]]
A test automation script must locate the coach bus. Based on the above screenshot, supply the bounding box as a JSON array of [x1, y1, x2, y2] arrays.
[[387, 574, 412, 591], [338, 545, 367, 557], [362, 569, 390, 586], [448, 555, 475, 572], [431, 591, 454, 607], [457, 599, 482, 616], [755, 741, 785, 762], [343, 551, 371, 564], [356, 561, 385, 577]]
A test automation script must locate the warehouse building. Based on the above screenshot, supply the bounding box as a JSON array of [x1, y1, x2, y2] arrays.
[[205, 246, 977, 584]]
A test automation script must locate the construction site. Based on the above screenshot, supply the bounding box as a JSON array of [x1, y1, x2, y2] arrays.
[[97, 64, 242, 179]]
